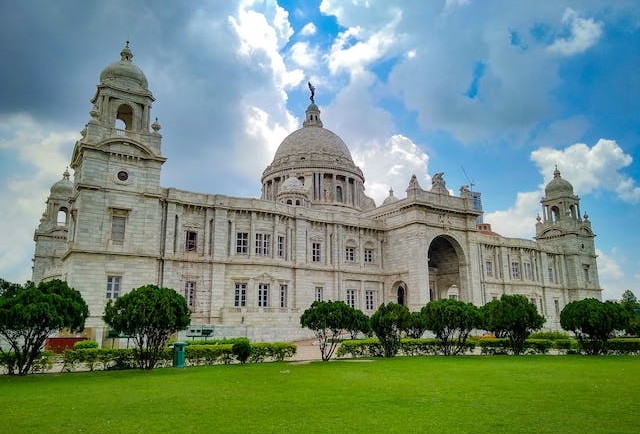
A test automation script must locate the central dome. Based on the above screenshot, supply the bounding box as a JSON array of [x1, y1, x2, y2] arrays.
[[261, 100, 374, 211], [273, 124, 354, 165], [262, 103, 361, 179]]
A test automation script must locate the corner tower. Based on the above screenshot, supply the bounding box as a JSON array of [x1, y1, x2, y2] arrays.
[[535, 168, 600, 299]]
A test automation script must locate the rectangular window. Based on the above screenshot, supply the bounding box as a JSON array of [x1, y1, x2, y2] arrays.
[[185, 231, 197, 252], [106, 276, 121, 299], [449, 294, 458, 300], [185, 281, 196, 307], [485, 261, 493, 277], [279, 284, 287, 308], [277, 236, 285, 258], [236, 232, 248, 255], [312, 242, 321, 262], [234, 283, 247, 307], [511, 262, 520, 279], [345, 247, 355, 262], [258, 283, 269, 307], [315, 286, 323, 302], [364, 249, 374, 263], [365, 290, 375, 310], [346, 289, 356, 308], [111, 216, 126, 241], [255, 233, 271, 256], [523, 262, 532, 280], [548, 266, 554, 282], [554, 299, 560, 315]]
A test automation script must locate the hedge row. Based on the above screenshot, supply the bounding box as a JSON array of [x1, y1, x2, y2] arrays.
[[336, 337, 640, 357], [0, 350, 56, 375], [336, 338, 476, 358], [58, 341, 297, 372]]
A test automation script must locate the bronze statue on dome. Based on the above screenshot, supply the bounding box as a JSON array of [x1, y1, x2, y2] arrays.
[[308, 81, 316, 103]]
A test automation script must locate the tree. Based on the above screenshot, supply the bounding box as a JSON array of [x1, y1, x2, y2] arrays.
[[370, 302, 411, 357], [345, 308, 371, 339], [480, 294, 545, 355], [0, 279, 89, 375], [405, 311, 428, 339], [300, 300, 353, 361], [103, 284, 191, 369], [422, 299, 481, 355], [621, 290, 640, 336], [560, 298, 631, 354]]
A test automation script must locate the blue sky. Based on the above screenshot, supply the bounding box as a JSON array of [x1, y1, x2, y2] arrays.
[[0, 0, 638, 300]]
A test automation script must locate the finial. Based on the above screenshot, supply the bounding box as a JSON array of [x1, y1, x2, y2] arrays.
[[308, 81, 316, 104], [63, 167, 70, 180], [388, 188, 394, 197], [121, 41, 133, 62], [553, 165, 561, 178]]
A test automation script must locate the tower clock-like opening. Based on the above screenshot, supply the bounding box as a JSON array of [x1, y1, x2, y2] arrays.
[[116, 103, 133, 130]]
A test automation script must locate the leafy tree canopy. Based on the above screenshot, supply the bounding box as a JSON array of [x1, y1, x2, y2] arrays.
[[480, 294, 544, 355], [560, 298, 630, 354], [405, 311, 428, 339], [103, 284, 191, 369], [300, 300, 354, 361], [0, 279, 89, 375], [422, 299, 481, 355], [370, 302, 411, 357]]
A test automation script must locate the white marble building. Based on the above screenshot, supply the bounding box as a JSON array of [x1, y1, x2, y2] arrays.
[[33, 44, 601, 343]]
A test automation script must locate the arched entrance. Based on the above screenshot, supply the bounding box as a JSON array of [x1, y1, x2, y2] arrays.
[[427, 235, 465, 301]]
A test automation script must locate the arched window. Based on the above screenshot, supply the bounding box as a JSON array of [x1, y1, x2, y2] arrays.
[[57, 207, 68, 226], [116, 104, 133, 130], [295, 200, 301, 206], [336, 185, 343, 202], [286, 199, 292, 205], [397, 285, 405, 306], [551, 206, 560, 222]]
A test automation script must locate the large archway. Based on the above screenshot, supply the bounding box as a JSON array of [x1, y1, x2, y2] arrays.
[[427, 235, 465, 301]]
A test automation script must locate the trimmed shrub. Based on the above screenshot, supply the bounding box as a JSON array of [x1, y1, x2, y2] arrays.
[[74, 340, 99, 350], [478, 338, 511, 355], [529, 331, 569, 340], [607, 338, 640, 355], [232, 339, 252, 364]]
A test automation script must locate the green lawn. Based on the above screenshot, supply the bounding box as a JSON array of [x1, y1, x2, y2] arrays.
[[1, 356, 638, 433]]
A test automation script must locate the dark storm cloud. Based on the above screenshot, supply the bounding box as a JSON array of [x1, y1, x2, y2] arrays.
[[0, 1, 278, 194]]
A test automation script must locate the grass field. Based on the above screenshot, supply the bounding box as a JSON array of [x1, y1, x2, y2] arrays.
[[1, 356, 638, 433]]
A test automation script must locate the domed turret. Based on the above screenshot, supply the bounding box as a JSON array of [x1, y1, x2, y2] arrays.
[[50, 168, 73, 198], [544, 167, 574, 198], [99, 42, 149, 92], [382, 188, 399, 206]]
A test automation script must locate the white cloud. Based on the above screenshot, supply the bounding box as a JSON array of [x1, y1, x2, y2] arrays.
[[484, 191, 540, 239], [327, 9, 402, 75], [596, 248, 629, 301], [239, 104, 298, 177], [353, 134, 430, 205], [531, 139, 640, 203], [547, 8, 603, 56], [0, 114, 76, 282], [229, 2, 303, 90], [300, 22, 316, 36], [289, 41, 318, 69]]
